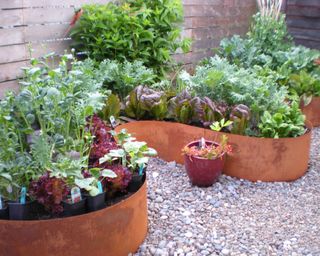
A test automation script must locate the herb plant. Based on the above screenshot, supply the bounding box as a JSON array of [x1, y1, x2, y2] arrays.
[[258, 102, 306, 138], [70, 0, 191, 75]]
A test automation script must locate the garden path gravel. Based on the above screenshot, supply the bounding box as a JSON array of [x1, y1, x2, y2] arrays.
[[134, 128, 320, 256]]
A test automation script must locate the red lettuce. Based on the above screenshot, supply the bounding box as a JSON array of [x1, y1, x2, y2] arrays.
[[95, 162, 132, 196], [88, 115, 118, 162], [29, 172, 69, 215]]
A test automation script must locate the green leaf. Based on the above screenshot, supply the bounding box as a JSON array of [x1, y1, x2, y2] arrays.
[[101, 169, 117, 178]]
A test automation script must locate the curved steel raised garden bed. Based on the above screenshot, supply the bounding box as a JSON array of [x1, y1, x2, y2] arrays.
[[116, 121, 311, 182], [0, 180, 148, 256], [301, 97, 320, 127]]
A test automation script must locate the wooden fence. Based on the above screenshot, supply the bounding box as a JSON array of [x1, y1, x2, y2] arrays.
[[0, 0, 256, 97], [284, 0, 320, 50]]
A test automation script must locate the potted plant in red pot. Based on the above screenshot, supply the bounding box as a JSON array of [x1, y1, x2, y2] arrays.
[[182, 135, 232, 187]]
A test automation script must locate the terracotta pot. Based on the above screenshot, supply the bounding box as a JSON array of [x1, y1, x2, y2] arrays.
[[184, 140, 225, 186], [301, 97, 320, 127], [0, 180, 148, 256], [116, 121, 311, 182]]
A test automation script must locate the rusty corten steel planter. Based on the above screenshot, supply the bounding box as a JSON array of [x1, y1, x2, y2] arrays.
[[116, 121, 311, 182], [0, 180, 148, 256], [301, 97, 320, 127]]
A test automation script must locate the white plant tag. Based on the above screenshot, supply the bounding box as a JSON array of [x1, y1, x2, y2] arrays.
[[71, 187, 82, 204], [199, 137, 206, 149], [110, 116, 116, 128]]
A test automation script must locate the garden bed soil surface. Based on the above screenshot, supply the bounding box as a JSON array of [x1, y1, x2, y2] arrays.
[[134, 127, 320, 255]]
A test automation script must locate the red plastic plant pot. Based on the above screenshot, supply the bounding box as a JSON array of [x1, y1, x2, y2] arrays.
[[183, 140, 226, 187]]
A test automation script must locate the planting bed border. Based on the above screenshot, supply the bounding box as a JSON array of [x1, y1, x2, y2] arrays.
[[0, 180, 148, 256], [116, 121, 312, 182], [301, 96, 320, 127]]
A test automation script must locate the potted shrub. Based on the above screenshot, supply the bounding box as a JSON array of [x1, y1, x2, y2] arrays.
[[182, 135, 232, 187]]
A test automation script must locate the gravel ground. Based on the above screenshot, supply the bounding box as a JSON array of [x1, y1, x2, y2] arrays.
[[134, 127, 320, 256]]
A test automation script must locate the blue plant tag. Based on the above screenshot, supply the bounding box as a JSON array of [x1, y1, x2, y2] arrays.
[[139, 165, 144, 176], [97, 181, 103, 194], [71, 187, 82, 204], [20, 187, 26, 204], [0, 196, 2, 209]]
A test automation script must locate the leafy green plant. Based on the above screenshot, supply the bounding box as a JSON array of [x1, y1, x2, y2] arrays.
[[70, 0, 191, 75], [101, 94, 121, 121], [210, 119, 233, 132], [229, 104, 251, 135], [100, 129, 157, 173], [179, 56, 287, 127], [258, 102, 305, 138], [75, 169, 117, 196], [288, 70, 320, 106], [95, 60, 155, 100], [125, 85, 168, 120], [168, 90, 200, 124], [197, 98, 228, 128], [248, 12, 292, 57]]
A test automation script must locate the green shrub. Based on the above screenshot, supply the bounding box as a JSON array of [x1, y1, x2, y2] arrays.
[[70, 0, 190, 75], [95, 59, 156, 100]]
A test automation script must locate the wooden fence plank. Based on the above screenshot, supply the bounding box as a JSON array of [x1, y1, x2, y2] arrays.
[[0, 0, 110, 9], [287, 17, 320, 30], [0, 27, 24, 46], [0, 44, 28, 64], [0, 80, 20, 98], [0, 61, 28, 82], [287, 0, 320, 7], [31, 40, 72, 58], [25, 24, 70, 42], [286, 6, 320, 18], [0, 9, 23, 27], [0, 24, 71, 47]]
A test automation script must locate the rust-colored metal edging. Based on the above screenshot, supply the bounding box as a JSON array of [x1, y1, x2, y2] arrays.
[[116, 121, 312, 182], [0, 180, 148, 256], [301, 97, 320, 127]]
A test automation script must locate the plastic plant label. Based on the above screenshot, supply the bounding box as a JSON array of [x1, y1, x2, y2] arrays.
[[199, 137, 206, 149], [139, 165, 144, 176], [20, 187, 26, 204], [97, 181, 103, 194], [110, 116, 116, 128], [71, 187, 82, 204], [0, 196, 2, 209]]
